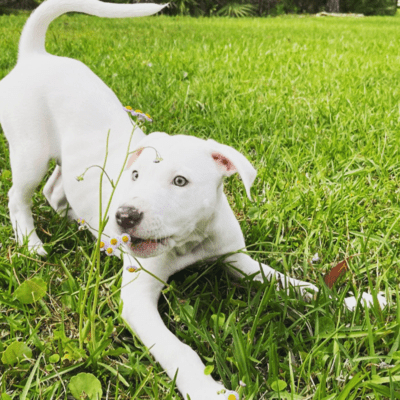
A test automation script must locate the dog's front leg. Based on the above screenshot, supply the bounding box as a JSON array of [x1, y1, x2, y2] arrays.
[[224, 252, 387, 311], [225, 252, 319, 298], [120, 259, 226, 400]]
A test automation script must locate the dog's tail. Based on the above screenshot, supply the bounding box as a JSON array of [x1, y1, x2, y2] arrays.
[[18, 0, 167, 60]]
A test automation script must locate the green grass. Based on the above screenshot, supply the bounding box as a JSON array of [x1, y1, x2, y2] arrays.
[[1, 11, 400, 399]]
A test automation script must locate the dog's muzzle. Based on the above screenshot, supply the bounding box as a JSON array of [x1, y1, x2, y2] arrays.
[[115, 206, 143, 229]]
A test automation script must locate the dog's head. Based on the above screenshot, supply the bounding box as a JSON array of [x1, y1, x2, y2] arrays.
[[110, 132, 256, 258]]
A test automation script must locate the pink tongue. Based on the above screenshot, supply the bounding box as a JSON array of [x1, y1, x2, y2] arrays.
[[131, 239, 159, 254]]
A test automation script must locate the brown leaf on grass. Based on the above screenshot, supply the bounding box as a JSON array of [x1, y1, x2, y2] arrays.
[[324, 259, 349, 289]]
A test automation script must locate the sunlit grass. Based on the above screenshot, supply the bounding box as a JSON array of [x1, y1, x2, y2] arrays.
[[1, 12, 400, 399]]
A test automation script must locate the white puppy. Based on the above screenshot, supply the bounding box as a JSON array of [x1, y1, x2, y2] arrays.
[[0, 1, 386, 399]]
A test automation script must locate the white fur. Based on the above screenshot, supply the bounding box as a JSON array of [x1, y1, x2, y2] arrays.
[[0, 1, 386, 399]]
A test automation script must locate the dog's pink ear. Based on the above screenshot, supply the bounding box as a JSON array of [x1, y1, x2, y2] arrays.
[[125, 148, 144, 170], [207, 139, 257, 201], [211, 153, 237, 175]]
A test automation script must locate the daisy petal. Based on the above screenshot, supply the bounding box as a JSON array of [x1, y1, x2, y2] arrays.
[[120, 233, 131, 245], [225, 391, 239, 400]]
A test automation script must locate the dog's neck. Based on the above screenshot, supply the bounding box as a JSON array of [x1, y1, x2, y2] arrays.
[[170, 213, 216, 257], [169, 192, 238, 261]]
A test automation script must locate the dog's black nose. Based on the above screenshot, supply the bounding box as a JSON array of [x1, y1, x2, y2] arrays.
[[115, 206, 143, 229]]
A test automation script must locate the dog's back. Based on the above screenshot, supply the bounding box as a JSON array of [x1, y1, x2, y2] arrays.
[[0, 0, 166, 129]]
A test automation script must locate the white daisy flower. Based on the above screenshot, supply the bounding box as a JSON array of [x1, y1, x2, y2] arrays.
[[120, 233, 131, 245], [99, 240, 108, 252], [109, 236, 122, 248], [225, 391, 239, 400], [105, 246, 116, 257], [312, 253, 320, 263], [77, 218, 88, 231], [123, 106, 153, 123]]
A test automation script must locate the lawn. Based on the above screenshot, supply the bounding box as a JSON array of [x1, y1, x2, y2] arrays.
[[1, 10, 400, 400]]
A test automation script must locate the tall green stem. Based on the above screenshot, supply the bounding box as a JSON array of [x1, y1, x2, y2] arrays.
[[79, 127, 136, 350]]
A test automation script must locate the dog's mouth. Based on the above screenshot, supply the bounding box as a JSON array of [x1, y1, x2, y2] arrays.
[[127, 235, 170, 257], [130, 236, 169, 246]]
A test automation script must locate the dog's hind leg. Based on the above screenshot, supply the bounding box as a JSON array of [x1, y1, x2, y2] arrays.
[[8, 143, 52, 256], [43, 165, 77, 221]]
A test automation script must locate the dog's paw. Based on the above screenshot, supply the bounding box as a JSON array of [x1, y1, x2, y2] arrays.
[[344, 292, 387, 312], [35, 245, 48, 257], [28, 240, 48, 257]]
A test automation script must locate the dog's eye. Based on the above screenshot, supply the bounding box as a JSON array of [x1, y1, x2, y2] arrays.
[[132, 170, 139, 181], [173, 176, 188, 187]]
